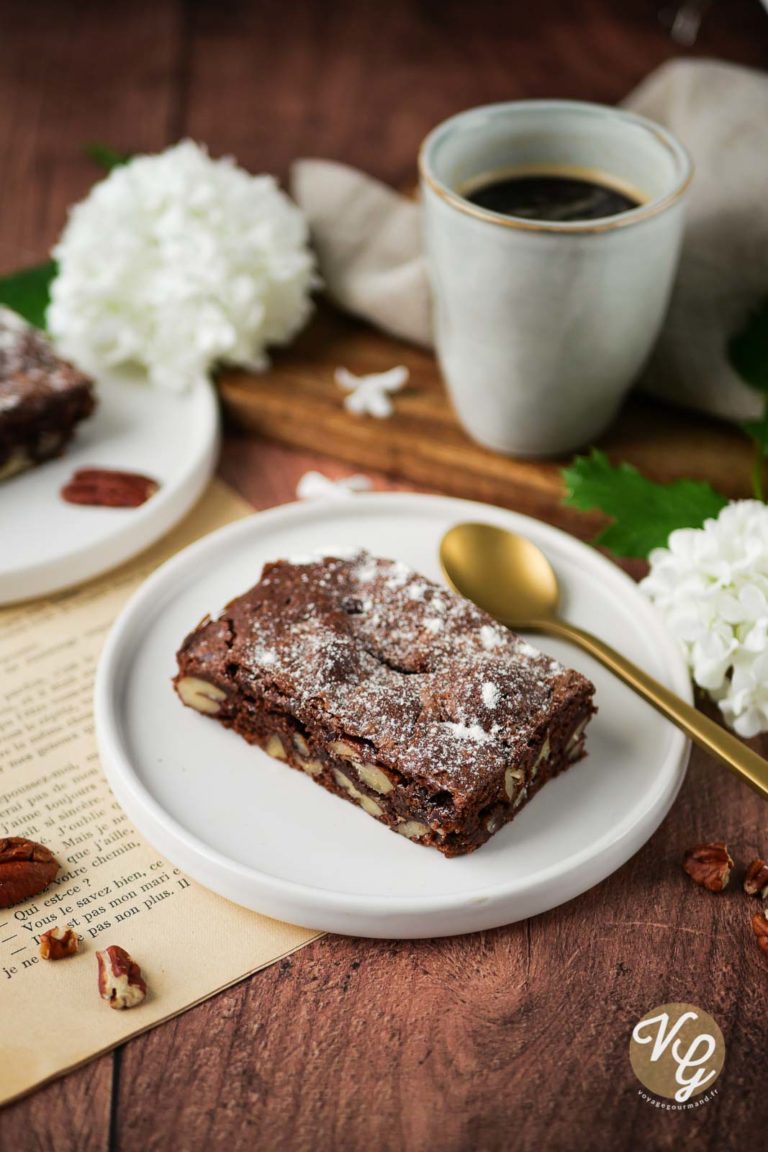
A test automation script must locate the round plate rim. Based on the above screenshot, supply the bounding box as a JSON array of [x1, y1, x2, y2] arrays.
[[94, 492, 692, 934], [0, 380, 220, 604]]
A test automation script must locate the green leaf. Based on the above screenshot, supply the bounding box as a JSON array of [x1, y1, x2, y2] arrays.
[[84, 143, 131, 171], [562, 449, 729, 558], [728, 299, 768, 394], [729, 302, 768, 500], [0, 261, 57, 329], [742, 409, 768, 454], [741, 403, 768, 500]]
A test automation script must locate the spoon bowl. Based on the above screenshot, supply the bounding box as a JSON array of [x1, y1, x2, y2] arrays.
[[440, 521, 560, 627]]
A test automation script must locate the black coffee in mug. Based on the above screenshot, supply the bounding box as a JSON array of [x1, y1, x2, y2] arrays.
[[464, 169, 642, 222]]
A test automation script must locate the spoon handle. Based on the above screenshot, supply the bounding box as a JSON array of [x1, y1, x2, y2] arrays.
[[537, 618, 768, 802]]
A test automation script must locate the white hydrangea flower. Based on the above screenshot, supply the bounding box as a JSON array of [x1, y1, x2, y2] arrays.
[[640, 500, 768, 737], [48, 141, 315, 391]]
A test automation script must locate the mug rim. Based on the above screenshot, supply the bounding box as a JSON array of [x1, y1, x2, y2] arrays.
[[418, 98, 693, 234]]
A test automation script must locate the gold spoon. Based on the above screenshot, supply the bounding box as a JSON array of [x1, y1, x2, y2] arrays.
[[440, 521, 768, 802]]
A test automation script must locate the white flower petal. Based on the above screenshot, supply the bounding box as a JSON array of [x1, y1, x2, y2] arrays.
[[296, 471, 372, 501], [335, 365, 408, 419], [642, 499, 768, 736]]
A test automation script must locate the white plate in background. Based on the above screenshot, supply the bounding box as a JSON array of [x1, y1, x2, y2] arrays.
[[0, 371, 219, 603], [95, 493, 691, 939]]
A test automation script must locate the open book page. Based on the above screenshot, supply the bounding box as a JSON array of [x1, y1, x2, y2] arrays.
[[0, 481, 319, 1105]]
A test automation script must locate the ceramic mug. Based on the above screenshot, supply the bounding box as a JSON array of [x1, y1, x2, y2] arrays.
[[419, 100, 692, 457]]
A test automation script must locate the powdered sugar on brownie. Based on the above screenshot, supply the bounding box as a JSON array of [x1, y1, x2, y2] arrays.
[[0, 307, 83, 394], [384, 561, 410, 590], [252, 647, 277, 666], [196, 551, 580, 796], [0, 308, 96, 480], [482, 682, 500, 709], [442, 721, 493, 744], [480, 625, 504, 651]]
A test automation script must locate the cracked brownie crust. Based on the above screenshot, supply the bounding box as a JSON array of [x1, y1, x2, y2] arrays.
[[0, 307, 96, 481], [174, 552, 596, 856]]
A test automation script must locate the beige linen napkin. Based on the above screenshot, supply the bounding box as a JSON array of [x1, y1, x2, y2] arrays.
[[292, 59, 768, 422], [291, 159, 431, 348]]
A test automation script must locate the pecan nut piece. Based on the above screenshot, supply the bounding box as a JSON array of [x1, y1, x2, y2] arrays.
[[40, 925, 80, 960], [0, 837, 59, 908], [751, 912, 768, 955], [744, 857, 768, 897], [682, 841, 733, 892], [96, 945, 147, 1009], [61, 467, 159, 508]]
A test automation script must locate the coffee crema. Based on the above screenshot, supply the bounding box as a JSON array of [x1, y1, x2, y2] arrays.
[[463, 171, 642, 223]]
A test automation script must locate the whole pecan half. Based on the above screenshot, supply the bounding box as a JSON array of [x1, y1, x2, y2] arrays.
[[0, 837, 60, 908], [744, 857, 768, 897], [751, 912, 768, 955], [682, 841, 733, 892], [61, 467, 159, 508]]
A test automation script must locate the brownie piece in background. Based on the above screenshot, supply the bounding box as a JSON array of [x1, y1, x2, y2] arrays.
[[0, 306, 96, 481]]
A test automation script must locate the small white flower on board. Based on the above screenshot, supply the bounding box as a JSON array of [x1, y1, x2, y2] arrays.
[[296, 470, 372, 501], [335, 365, 408, 419]]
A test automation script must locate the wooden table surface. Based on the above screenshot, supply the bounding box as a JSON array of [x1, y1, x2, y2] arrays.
[[2, 3, 768, 1149]]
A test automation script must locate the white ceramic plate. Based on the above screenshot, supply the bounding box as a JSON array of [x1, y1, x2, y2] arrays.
[[0, 371, 219, 604], [95, 493, 691, 939]]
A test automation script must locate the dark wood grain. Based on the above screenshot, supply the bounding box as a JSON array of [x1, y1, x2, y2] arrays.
[[182, 0, 768, 187], [0, 1056, 112, 1152], [219, 306, 756, 535], [1, 2, 768, 1150], [109, 713, 768, 1152]]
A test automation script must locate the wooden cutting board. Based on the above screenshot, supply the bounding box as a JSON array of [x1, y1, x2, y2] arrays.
[[218, 305, 753, 534]]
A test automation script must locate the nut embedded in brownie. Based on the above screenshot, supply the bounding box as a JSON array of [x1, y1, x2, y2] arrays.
[[0, 306, 96, 481], [174, 552, 596, 856]]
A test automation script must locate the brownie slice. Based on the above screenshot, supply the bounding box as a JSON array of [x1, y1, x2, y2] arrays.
[[174, 553, 596, 857], [0, 306, 96, 481]]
